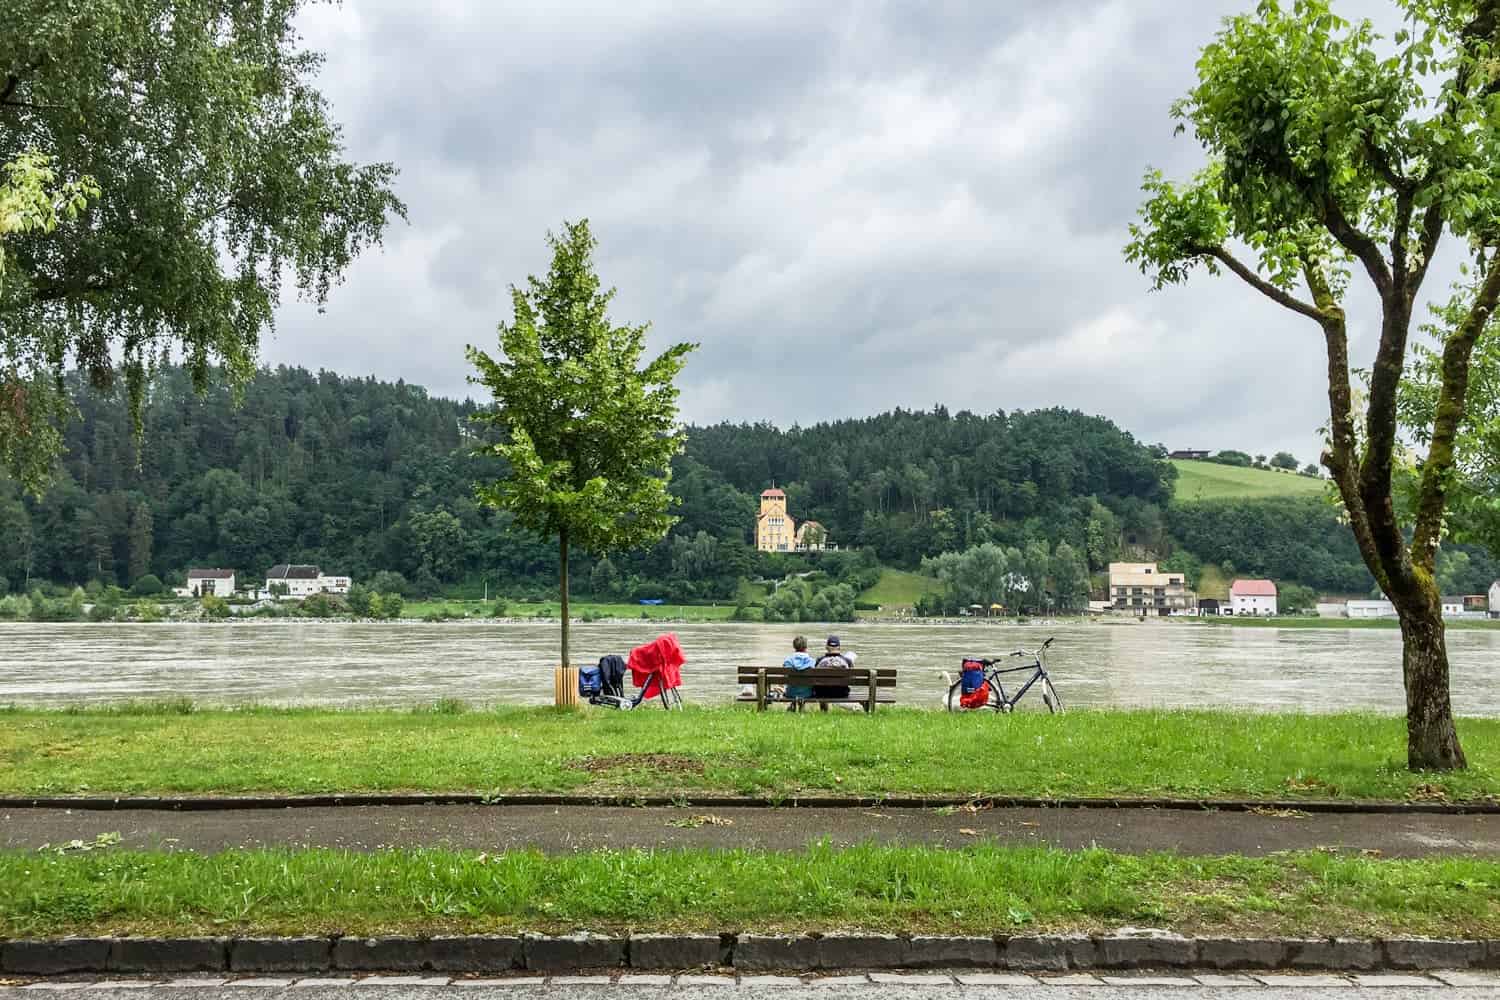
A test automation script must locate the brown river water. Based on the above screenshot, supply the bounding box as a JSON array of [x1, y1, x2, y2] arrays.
[[2, 620, 1498, 713]]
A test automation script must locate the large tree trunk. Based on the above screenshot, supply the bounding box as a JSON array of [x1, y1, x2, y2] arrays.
[[559, 527, 570, 670], [1397, 599, 1467, 770]]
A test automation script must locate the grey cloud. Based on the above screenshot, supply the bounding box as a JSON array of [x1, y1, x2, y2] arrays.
[[264, 0, 1421, 462]]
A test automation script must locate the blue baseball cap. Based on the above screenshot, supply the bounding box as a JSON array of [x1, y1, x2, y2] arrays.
[[826, 635, 841, 647]]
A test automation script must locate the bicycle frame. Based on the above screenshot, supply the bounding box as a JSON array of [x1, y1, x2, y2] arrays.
[[952, 637, 1057, 713], [983, 657, 1047, 711]]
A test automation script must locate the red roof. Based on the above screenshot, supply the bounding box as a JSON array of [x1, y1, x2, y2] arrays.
[[761, 488, 785, 497], [1230, 578, 1277, 597]]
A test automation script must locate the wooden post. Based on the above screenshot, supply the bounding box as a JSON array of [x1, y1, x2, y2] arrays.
[[757, 668, 768, 711], [554, 665, 579, 708]]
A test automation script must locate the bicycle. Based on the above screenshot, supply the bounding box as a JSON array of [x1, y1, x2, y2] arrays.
[[945, 636, 1063, 713]]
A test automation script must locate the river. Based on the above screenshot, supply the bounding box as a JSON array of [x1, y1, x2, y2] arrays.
[[2, 619, 1498, 713]]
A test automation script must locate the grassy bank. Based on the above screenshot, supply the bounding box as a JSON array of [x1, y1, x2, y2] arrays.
[[400, 601, 742, 622], [1189, 616, 1500, 630], [2, 706, 1496, 802], [1, 844, 1494, 939]]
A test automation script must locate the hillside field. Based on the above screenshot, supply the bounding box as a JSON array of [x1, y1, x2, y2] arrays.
[[858, 568, 939, 611], [1171, 459, 1328, 501]]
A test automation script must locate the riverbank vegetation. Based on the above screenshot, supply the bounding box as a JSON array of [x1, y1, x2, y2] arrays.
[[1, 843, 1494, 939], [2, 706, 1496, 803]]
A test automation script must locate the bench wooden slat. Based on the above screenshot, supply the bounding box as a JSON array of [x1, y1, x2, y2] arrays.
[[734, 665, 899, 712]]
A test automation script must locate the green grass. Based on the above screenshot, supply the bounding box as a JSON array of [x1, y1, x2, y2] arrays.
[[858, 568, 940, 610], [398, 600, 738, 622], [1194, 564, 1230, 601], [1171, 459, 1328, 501], [2, 844, 1495, 939], [2, 706, 1497, 802]]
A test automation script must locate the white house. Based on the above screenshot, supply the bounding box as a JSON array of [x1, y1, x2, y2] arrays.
[[264, 564, 351, 598], [1229, 578, 1278, 616], [1491, 580, 1500, 619], [183, 568, 236, 597], [1348, 598, 1397, 618], [1441, 596, 1465, 617]]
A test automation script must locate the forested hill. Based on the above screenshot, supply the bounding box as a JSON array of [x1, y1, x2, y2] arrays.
[[0, 366, 1178, 597]]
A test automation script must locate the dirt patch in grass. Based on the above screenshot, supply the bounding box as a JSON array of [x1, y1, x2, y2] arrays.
[[569, 753, 706, 775]]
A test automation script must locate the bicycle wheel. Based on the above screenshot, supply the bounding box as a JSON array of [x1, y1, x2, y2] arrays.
[[1041, 677, 1063, 714]]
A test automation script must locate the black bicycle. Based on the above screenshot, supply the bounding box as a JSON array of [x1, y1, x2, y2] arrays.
[[946, 636, 1063, 713]]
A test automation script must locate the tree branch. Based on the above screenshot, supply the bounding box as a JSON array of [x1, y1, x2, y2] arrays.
[[1320, 193, 1394, 295], [1193, 245, 1328, 323], [1409, 203, 1445, 295], [1411, 250, 1500, 563]]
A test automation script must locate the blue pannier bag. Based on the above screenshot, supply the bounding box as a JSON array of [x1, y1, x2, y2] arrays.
[[960, 658, 986, 693], [578, 665, 603, 698]]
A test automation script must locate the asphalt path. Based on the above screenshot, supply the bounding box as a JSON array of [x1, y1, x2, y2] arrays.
[[3, 804, 1499, 856]]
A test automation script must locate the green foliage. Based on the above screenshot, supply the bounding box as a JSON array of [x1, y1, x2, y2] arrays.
[[132, 599, 161, 623], [299, 593, 343, 619], [1279, 582, 1319, 614], [468, 220, 695, 666], [488, 599, 510, 618], [130, 574, 163, 597], [379, 592, 404, 620], [1271, 452, 1299, 470], [345, 583, 372, 618], [368, 572, 412, 598], [1, 2, 403, 493], [199, 595, 229, 619]]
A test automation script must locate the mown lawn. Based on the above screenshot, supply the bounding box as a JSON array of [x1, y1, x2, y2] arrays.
[[1, 705, 1495, 802], [1171, 459, 1327, 501], [2, 844, 1496, 939]]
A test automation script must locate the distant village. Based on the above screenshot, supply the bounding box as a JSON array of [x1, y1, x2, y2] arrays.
[[760, 485, 1500, 621], [175, 565, 351, 603]]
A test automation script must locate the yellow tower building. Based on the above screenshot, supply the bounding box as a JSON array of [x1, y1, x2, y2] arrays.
[[756, 488, 796, 552]]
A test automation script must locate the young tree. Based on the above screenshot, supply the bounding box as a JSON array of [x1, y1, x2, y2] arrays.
[[1, 2, 404, 492], [1126, 0, 1500, 769], [1271, 452, 1299, 470], [469, 220, 695, 669]]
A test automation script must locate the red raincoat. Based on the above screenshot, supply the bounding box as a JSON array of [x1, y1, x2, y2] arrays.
[[627, 633, 685, 699]]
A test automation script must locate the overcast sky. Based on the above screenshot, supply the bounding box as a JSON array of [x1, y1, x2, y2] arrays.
[[266, 0, 1430, 463]]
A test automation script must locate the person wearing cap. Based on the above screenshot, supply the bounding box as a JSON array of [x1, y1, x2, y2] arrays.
[[813, 634, 853, 700]]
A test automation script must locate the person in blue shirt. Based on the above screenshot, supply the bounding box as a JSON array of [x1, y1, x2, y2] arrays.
[[783, 634, 816, 705]]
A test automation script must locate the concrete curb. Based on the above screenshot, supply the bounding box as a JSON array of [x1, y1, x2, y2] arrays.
[[1, 793, 1495, 814], [0, 933, 1492, 976]]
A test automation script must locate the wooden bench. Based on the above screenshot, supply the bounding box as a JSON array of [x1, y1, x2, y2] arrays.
[[735, 666, 898, 712]]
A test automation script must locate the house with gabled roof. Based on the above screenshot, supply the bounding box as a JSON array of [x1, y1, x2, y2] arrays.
[[264, 564, 351, 599], [1229, 578, 1277, 616]]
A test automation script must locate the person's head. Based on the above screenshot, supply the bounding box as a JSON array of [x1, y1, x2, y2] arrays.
[[826, 635, 841, 651], [793, 635, 808, 652]]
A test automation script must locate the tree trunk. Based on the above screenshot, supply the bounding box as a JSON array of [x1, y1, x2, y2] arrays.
[[1398, 598, 1466, 770], [559, 527, 570, 669]]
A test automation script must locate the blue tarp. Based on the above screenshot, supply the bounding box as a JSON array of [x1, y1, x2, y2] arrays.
[[638, 599, 665, 605]]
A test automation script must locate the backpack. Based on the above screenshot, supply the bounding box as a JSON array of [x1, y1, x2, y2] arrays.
[[960, 658, 987, 693], [578, 664, 603, 698], [597, 654, 627, 698]]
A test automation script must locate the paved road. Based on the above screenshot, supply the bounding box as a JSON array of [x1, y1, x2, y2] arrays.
[[3, 804, 1498, 857], [3, 972, 1499, 997]]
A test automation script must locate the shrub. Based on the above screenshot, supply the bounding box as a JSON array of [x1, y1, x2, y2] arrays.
[[131, 574, 164, 597], [489, 599, 510, 617], [300, 593, 337, 618], [201, 595, 231, 619], [379, 592, 404, 619], [368, 571, 410, 597], [133, 599, 162, 622], [346, 583, 372, 617]]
